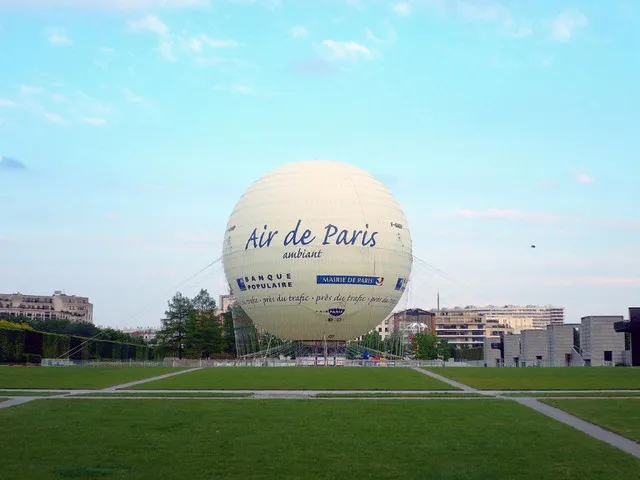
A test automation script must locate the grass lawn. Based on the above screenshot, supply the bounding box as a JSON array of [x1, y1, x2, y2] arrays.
[[317, 392, 486, 398], [2, 399, 640, 479], [0, 367, 182, 389], [427, 367, 640, 390], [542, 399, 640, 442], [74, 392, 253, 398], [503, 392, 640, 398], [128, 367, 455, 391], [0, 391, 66, 396]]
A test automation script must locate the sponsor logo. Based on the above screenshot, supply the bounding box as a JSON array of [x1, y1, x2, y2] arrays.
[[395, 277, 408, 291], [316, 275, 384, 286], [328, 301, 346, 317], [236, 273, 293, 292], [317, 302, 346, 322]]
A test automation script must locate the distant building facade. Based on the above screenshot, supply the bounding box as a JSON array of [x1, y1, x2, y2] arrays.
[[450, 305, 564, 332], [0, 291, 93, 323], [433, 310, 511, 348], [581, 316, 626, 366], [121, 328, 157, 342], [485, 315, 630, 367], [218, 295, 236, 315]]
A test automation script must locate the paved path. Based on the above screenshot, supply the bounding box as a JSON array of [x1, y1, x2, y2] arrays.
[[0, 368, 203, 408], [512, 397, 640, 459], [411, 367, 481, 392], [99, 367, 202, 392], [0, 397, 39, 410]]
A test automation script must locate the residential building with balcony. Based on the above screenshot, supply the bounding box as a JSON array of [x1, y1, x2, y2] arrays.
[[0, 291, 93, 323]]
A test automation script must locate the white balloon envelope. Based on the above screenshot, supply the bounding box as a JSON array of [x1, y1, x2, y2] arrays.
[[222, 160, 413, 341]]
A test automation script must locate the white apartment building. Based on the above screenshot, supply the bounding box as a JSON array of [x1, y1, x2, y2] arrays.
[[0, 291, 93, 323], [216, 295, 236, 316], [122, 328, 157, 342], [442, 305, 564, 332], [434, 310, 511, 348]]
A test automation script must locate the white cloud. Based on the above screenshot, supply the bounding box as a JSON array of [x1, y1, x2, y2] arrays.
[[442, 208, 560, 222], [52, 93, 68, 102], [291, 25, 308, 38], [128, 15, 169, 36], [123, 88, 145, 103], [46, 27, 73, 46], [550, 9, 587, 42], [503, 16, 532, 39], [564, 276, 640, 286], [231, 84, 255, 95], [0, 98, 16, 107], [19, 85, 43, 95], [456, 1, 504, 21], [82, 117, 107, 126], [44, 112, 64, 124], [200, 36, 238, 48], [0, 0, 210, 11], [365, 27, 397, 45], [346, 0, 364, 10], [575, 171, 593, 184], [157, 40, 177, 61], [321, 40, 375, 61], [129, 17, 237, 63], [392, 2, 411, 17], [76, 91, 112, 116]]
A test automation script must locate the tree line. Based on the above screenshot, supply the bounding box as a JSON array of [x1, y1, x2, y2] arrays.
[[0, 314, 146, 345], [155, 289, 235, 359]]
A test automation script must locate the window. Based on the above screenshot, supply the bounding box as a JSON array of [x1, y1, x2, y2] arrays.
[[604, 351, 612, 362]]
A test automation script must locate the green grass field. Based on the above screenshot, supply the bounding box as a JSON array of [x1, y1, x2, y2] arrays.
[[317, 392, 486, 398], [0, 391, 66, 396], [542, 399, 640, 442], [0, 367, 181, 389], [128, 367, 455, 391], [1, 399, 639, 479], [502, 392, 640, 397], [428, 367, 640, 390], [75, 392, 253, 398]]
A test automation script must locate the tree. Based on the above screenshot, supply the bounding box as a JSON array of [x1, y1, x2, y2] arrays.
[[410, 333, 451, 360], [222, 309, 236, 355], [436, 338, 451, 361], [184, 290, 223, 359], [157, 292, 194, 359], [360, 331, 383, 352], [384, 331, 405, 357]]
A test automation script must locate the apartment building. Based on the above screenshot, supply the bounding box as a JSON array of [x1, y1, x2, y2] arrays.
[[434, 310, 511, 348], [121, 328, 157, 342], [439, 305, 564, 332], [0, 291, 94, 323]]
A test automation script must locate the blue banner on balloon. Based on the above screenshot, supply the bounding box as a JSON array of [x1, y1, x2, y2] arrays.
[[316, 275, 384, 286]]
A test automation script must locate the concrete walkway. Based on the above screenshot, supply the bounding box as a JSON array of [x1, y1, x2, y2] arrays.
[[0, 367, 203, 408], [99, 367, 202, 392], [512, 397, 640, 459], [0, 397, 39, 410], [411, 367, 480, 392]]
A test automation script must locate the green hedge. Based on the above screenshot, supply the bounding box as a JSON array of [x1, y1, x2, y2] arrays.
[[0, 327, 154, 364]]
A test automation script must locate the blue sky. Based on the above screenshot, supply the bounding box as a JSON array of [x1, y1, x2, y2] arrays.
[[1, 0, 639, 328]]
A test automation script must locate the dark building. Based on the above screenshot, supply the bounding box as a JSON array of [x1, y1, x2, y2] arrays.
[[614, 307, 640, 366]]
